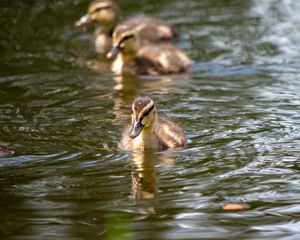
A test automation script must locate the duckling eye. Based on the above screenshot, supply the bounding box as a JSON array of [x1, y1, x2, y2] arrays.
[[143, 109, 151, 117], [143, 105, 154, 117]]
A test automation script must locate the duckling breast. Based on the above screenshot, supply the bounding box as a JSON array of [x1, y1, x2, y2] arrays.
[[111, 54, 124, 74], [95, 34, 112, 54]]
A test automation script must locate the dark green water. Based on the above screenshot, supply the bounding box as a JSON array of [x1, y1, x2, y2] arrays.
[[1, 0, 300, 239]]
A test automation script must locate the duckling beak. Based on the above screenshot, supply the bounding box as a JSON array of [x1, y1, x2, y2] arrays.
[[107, 43, 120, 58], [75, 14, 95, 28], [129, 120, 144, 138]]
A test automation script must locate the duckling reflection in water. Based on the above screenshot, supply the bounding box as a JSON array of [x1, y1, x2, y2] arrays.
[[130, 150, 176, 214], [121, 97, 186, 151], [107, 24, 191, 75], [75, 0, 178, 54]]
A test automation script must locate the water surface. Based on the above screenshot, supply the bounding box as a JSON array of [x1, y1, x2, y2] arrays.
[[1, 0, 300, 239]]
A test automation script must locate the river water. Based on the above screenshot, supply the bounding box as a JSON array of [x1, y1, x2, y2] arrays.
[[1, 0, 300, 239]]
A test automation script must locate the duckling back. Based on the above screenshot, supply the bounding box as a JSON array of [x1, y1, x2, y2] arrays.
[[121, 17, 178, 44], [136, 44, 191, 75]]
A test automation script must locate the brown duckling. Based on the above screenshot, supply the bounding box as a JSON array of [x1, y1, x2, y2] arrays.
[[121, 97, 186, 151], [107, 25, 191, 75], [75, 0, 178, 54], [0, 141, 11, 155]]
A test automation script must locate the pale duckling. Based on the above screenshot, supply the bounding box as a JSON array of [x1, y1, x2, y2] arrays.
[[75, 0, 178, 54], [121, 97, 186, 151], [107, 25, 191, 75]]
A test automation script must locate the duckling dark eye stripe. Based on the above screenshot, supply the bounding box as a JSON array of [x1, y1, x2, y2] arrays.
[[141, 104, 154, 118], [95, 5, 111, 11], [120, 34, 134, 44], [137, 101, 154, 119], [101, 5, 112, 9]]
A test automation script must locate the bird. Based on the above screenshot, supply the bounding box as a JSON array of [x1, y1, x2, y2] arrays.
[[0, 141, 11, 155], [75, 0, 178, 54], [107, 24, 191, 75], [120, 96, 186, 151]]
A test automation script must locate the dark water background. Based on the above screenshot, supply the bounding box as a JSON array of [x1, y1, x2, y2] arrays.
[[1, 0, 300, 239]]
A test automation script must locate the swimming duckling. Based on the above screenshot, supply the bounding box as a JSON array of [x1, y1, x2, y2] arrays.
[[121, 97, 186, 151], [107, 25, 191, 75], [0, 141, 11, 155], [75, 0, 178, 54]]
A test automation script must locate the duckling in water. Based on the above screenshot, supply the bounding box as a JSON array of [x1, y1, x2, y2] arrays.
[[107, 25, 191, 75], [121, 97, 186, 151], [0, 141, 11, 155], [75, 0, 178, 54]]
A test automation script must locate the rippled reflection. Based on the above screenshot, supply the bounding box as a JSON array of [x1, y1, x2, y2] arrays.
[[129, 152, 175, 215], [130, 152, 157, 214]]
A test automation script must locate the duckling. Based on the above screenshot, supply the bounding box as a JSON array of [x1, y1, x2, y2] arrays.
[[107, 25, 191, 75], [75, 0, 178, 54], [0, 141, 11, 155], [121, 97, 186, 151]]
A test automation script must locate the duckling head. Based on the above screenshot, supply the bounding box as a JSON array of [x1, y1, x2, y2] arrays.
[[129, 97, 157, 139], [107, 25, 139, 58], [75, 0, 119, 29]]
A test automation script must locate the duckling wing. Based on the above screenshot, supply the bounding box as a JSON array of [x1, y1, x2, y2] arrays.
[[137, 44, 191, 75], [155, 116, 186, 149], [122, 17, 178, 43]]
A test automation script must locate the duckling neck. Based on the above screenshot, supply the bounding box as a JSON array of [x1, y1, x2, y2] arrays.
[[95, 22, 116, 36], [95, 34, 112, 54], [121, 51, 136, 63], [112, 52, 136, 74], [133, 126, 159, 150]]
